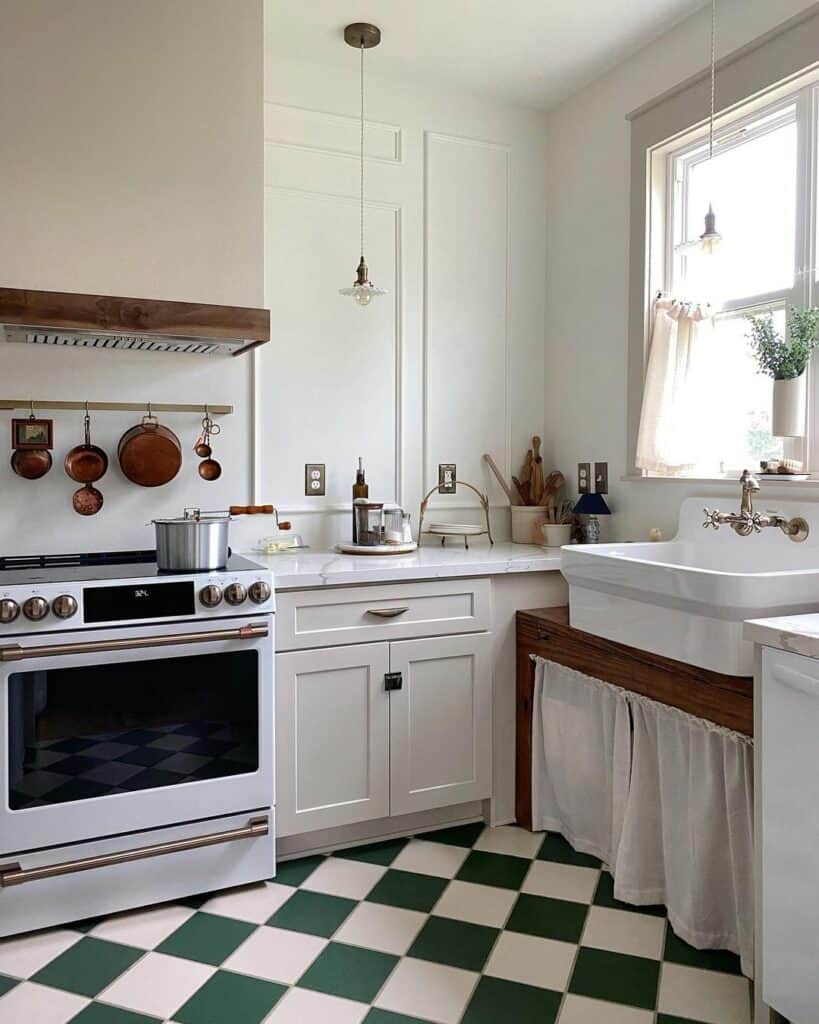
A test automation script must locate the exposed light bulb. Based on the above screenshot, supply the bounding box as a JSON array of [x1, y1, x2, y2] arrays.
[[354, 287, 373, 308]]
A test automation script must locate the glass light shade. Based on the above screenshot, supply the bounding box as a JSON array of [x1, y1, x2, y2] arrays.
[[699, 203, 722, 255], [339, 282, 387, 307]]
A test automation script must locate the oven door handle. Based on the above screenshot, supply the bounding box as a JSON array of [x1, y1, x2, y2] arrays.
[[0, 815, 269, 887], [0, 623, 268, 663]]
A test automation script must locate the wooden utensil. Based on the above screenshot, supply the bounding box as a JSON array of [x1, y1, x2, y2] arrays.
[[531, 436, 545, 506], [541, 470, 565, 509], [519, 449, 533, 505], [118, 412, 182, 487], [482, 453, 518, 505]]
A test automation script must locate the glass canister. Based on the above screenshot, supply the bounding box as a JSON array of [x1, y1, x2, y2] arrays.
[[383, 506, 404, 545], [353, 500, 384, 546]]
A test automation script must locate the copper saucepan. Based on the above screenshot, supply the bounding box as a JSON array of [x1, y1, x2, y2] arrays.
[[118, 411, 182, 487], [65, 409, 108, 483]]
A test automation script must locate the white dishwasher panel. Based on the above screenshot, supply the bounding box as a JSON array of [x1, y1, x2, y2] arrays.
[[761, 646, 819, 1023]]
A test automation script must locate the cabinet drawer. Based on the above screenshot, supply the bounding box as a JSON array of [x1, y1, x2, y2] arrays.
[[276, 579, 491, 651]]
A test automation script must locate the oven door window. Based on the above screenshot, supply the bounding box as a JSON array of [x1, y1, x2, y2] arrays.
[[7, 650, 259, 810]]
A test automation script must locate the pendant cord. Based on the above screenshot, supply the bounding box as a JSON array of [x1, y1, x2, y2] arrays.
[[709, 0, 716, 162], [358, 41, 364, 260]]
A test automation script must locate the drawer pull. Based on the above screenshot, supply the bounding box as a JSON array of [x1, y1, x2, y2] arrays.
[[385, 671, 403, 691], [367, 606, 410, 619], [0, 816, 269, 888]]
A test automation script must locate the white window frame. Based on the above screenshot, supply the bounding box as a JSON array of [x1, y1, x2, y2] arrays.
[[642, 73, 819, 478]]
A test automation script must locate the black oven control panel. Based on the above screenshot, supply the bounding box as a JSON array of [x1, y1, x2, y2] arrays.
[[84, 582, 196, 623]]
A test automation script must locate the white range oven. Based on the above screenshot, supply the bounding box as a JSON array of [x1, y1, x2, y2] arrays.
[[0, 550, 275, 936]]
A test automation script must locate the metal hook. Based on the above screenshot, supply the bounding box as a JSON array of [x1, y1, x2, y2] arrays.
[[29, 399, 35, 419]]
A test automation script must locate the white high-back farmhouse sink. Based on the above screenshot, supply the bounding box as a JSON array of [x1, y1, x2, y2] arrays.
[[561, 496, 819, 675]]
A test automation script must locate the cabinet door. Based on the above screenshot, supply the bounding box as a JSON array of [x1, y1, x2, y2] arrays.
[[276, 643, 390, 837], [389, 633, 492, 816]]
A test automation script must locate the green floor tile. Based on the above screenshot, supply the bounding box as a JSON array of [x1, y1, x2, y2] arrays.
[[663, 926, 743, 976], [333, 838, 409, 866], [593, 872, 666, 917], [407, 915, 498, 971], [569, 946, 660, 1010], [506, 892, 587, 943], [456, 850, 530, 890], [537, 833, 601, 868], [0, 975, 18, 998], [365, 869, 448, 912], [156, 912, 255, 966], [273, 854, 324, 887], [462, 975, 561, 1024], [364, 1010, 431, 1023], [416, 822, 484, 848], [268, 889, 357, 937], [32, 936, 142, 998], [69, 1003, 161, 1023], [657, 1016, 708, 1024], [69, 917, 107, 933], [297, 941, 398, 1003], [174, 969, 286, 1024]]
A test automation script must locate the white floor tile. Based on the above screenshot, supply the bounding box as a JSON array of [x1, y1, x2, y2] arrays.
[[432, 880, 517, 928], [0, 981, 89, 1024], [98, 950, 215, 1018], [658, 963, 752, 1024], [264, 986, 368, 1023], [199, 882, 293, 923], [300, 856, 386, 900], [0, 929, 81, 979], [580, 906, 666, 960], [333, 901, 427, 955], [223, 926, 327, 984], [522, 859, 599, 904], [485, 930, 575, 991], [90, 904, 196, 949], [373, 957, 478, 1024], [473, 825, 545, 859], [390, 839, 470, 878], [558, 994, 654, 1023]]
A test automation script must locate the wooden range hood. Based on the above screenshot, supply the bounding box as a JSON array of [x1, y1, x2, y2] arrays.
[[0, 287, 270, 357]]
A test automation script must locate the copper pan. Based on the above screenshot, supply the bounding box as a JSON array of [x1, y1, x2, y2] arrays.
[[118, 412, 181, 487]]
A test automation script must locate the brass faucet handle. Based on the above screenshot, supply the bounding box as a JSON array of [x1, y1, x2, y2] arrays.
[[702, 508, 720, 529], [740, 469, 760, 492]]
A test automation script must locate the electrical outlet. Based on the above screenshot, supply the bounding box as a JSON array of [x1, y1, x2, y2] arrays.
[[438, 463, 456, 494], [594, 461, 609, 494], [304, 463, 325, 496], [577, 462, 591, 495]]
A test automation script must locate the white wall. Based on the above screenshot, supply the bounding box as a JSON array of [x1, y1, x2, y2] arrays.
[[262, 55, 549, 547], [0, 0, 263, 555], [544, 0, 819, 542]]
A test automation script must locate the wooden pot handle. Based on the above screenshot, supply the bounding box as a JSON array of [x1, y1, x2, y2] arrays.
[[229, 504, 274, 516]]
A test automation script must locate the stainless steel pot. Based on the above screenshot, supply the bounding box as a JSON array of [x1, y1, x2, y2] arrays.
[[152, 505, 277, 572]]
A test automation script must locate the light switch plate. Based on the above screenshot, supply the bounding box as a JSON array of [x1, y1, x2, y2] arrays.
[[304, 463, 326, 496], [578, 462, 591, 495], [594, 462, 609, 494], [438, 463, 456, 494]]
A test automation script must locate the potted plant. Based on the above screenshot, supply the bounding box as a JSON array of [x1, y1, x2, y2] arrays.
[[746, 307, 819, 436]]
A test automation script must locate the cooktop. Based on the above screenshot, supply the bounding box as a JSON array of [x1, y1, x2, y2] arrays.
[[0, 550, 264, 586]]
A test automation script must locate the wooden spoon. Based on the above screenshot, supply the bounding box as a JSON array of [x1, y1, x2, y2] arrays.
[[519, 449, 533, 505], [531, 436, 545, 506]]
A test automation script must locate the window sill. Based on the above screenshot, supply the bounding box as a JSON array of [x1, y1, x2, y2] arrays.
[[621, 473, 819, 487]]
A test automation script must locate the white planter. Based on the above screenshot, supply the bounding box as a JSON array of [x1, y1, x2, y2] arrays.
[[540, 523, 572, 548], [772, 374, 806, 437], [511, 505, 547, 544]]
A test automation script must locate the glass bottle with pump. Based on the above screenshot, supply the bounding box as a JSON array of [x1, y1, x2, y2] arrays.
[[352, 457, 368, 542]]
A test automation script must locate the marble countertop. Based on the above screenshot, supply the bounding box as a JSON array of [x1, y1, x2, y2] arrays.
[[241, 542, 562, 590], [744, 614, 819, 659]]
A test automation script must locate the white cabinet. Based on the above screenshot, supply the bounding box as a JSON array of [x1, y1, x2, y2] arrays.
[[276, 643, 390, 837], [275, 625, 492, 838], [390, 633, 492, 816], [759, 647, 819, 1023]]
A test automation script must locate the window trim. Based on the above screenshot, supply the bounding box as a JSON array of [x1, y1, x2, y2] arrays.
[[626, 7, 819, 481]]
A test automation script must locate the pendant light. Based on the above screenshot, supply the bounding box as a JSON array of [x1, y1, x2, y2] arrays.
[[699, 0, 722, 254], [339, 22, 387, 307]]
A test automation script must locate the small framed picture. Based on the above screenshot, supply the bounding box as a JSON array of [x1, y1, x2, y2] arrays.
[[12, 418, 54, 450]]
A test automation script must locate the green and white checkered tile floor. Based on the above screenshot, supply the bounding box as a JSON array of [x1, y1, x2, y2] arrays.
[[0, 824, 752, 1024]]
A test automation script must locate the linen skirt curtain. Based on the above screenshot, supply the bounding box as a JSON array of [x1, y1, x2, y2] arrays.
[[531, 657, 755, 976]]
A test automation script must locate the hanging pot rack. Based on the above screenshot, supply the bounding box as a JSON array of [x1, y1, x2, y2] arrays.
[[0, 400, 232, 416]]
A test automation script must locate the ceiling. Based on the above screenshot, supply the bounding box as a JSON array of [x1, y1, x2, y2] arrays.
[[265, 0, 710, 111]]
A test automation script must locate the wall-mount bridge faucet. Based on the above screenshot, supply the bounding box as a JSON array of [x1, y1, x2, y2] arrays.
[[703, 469, 810, 542]]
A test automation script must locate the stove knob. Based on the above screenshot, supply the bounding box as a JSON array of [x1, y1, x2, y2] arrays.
[[52, 594, 78, 620], [199, 584, 223, 608], [249, 581, 271, 605], [224, 583, 247, 606], [23, 596, 50, 621], [0, 599, 20, 624]]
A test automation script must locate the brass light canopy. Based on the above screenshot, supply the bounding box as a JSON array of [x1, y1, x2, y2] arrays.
[[339, 22, 387, 308]]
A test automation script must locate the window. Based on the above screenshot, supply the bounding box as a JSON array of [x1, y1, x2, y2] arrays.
[[639, 71, 819, 478]]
